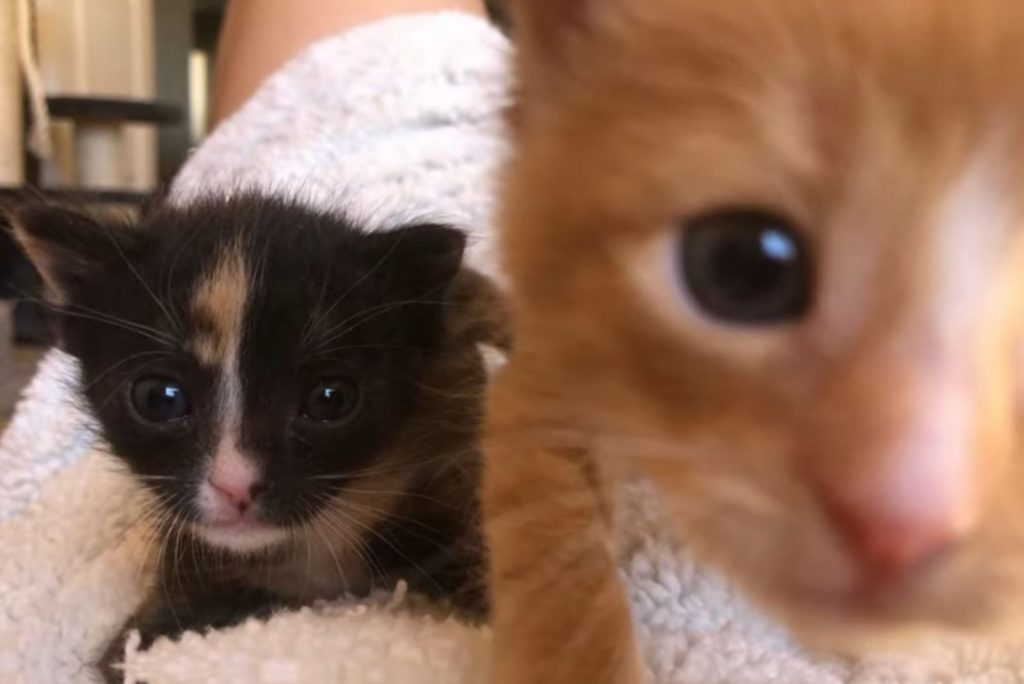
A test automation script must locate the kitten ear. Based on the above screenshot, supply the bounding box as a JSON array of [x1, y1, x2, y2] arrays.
[[5, 202, 140, 302], [371, 223, 467, 297]]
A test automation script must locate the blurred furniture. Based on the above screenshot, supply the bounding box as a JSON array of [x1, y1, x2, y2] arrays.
[[47, 95, 180, 190], [0, 94, 181, 346], [0, 0, 184, 347]]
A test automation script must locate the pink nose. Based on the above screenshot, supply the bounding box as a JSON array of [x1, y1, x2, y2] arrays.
[[827, 504, 958, 577], [209, 476, 255, 509]]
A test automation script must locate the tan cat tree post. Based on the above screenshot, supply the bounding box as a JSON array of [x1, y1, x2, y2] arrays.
[[0, 0, 23, 379]]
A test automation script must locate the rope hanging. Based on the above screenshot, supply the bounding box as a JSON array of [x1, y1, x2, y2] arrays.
[[16, 0, 51, 159]]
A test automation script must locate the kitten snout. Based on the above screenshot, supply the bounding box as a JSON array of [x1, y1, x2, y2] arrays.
[[206, 441, 263, 516], [820, 496, 964, 580], [195, 436, 287, 553], [809, 357, 994, 583], [208, 476, 258, 512]]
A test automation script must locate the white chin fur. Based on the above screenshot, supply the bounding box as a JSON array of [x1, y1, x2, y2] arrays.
[[193, 523, 289, 554]]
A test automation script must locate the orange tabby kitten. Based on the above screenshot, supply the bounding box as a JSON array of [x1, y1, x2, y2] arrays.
[[484, 0, 1024, 681]]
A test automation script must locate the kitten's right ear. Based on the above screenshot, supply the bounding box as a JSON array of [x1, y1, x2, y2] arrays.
[[5, 203, 137, 303]]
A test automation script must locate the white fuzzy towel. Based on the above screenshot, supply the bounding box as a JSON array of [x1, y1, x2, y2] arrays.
[[2, 12, 1023, 684]]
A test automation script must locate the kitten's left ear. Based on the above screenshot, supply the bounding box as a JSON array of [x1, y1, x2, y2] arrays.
[[372, 223, 468, 296], [5, 202, 141, 302]]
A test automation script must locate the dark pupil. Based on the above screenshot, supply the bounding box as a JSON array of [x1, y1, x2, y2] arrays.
[[304, 380, 358, 423], [681, 210, 810, 323], [132, 378, 190, 422]]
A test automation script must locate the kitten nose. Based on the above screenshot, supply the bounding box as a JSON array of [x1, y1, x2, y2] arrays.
[[209, 476, 252, 508], [826, 503, 958, 577], [813, 365, 982, 578], [209, 439, 264, 510]]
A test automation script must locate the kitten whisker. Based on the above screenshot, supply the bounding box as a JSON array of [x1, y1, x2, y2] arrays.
[[300, 274, 334, 349], [249, 231, 274, 297], [158, 221, 203, 334], [62, 307, 177, 346], [414, 381, 489, 401], [104, 497, 163, 562], [328, 497, 448, 547], [11, 288, 178, 347], [322, 501, 444, 594], [82, 351, 178, 392], [306, 451, 459, 481], [301, 224, 411, 347], [305, 343, 422, 362], [187, 520, 205, 581], [314, 503, 388, 587], [99, 222, 186, 339], [309, 515, 350, 589], [343, 486, 460, 511], [155, 513, 185, 632], [299, 515, 315, 599], [310, 298, 451, 352], [95, 377, 135, 412], [292, 491, 323, 597], [128, 507, 169, 581]]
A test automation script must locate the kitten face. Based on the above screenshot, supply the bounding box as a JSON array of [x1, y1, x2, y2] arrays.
[[12, 194, 465, 555], [506, 0, 1024, 644]]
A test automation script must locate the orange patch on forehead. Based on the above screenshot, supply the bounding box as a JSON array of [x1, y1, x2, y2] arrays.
[[191, 242, 248, 368]]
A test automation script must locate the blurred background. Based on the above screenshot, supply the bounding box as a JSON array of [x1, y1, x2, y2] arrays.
[[0, 0, 229, 431]]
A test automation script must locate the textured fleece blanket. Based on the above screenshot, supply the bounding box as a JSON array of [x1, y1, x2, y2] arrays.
[[2, 12, 1023, 684]]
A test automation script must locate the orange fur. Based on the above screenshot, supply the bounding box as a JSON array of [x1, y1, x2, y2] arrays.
[[485, 0, 1024, 680]]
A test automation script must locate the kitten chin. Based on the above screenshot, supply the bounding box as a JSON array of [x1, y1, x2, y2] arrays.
[[9, 192, 501, 682], [189, 520, 289, 555], [485, 0, 1024, 680]]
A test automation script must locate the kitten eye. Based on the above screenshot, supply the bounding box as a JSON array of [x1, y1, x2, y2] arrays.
[[301, 379, 360, 424], [680, 209, 811, 323], [131, 377, 190, 423]]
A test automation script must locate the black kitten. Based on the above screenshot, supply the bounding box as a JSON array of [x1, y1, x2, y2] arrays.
[[8, 193, 499, 682]]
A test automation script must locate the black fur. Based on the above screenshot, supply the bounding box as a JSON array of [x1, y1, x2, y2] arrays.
[[9, 194, 498, 683]]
